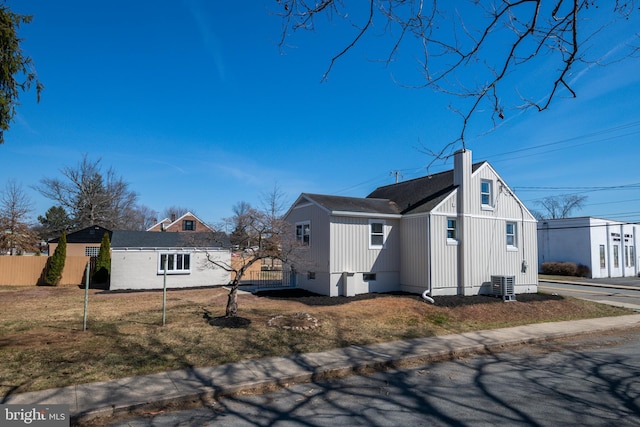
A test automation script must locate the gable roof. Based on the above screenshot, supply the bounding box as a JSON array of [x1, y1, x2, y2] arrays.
[[299, 193, 402, 217], [367, 162, 486, 215], [146, 212, 213, 232], [111, 230, 229, 249], [49, 225, 111, 244]]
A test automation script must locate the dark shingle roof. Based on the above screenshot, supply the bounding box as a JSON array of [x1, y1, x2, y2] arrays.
[[367, 162, 486, 214], [49, 225, 111, 244], [111, 231, 229, 249], [302, 193, 401, 215]]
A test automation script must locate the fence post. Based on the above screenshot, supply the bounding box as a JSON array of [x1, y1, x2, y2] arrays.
[[83, 261, 90, 331]]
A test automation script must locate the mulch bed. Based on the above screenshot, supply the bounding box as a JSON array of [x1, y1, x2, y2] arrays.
[[255, 289, 563, 307]]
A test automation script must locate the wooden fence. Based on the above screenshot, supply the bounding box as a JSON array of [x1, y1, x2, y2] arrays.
[[0, 256, 92, 286]]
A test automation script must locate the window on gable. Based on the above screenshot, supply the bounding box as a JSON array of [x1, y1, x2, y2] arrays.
[[481, 179, 493, 207], [158, 253, 191, 274], [296, 222, 310, 245], [183, 220, 195, 231], [506, 222, 517, 249], [369, 220, 385, 248], [446, 218, 457, 240]]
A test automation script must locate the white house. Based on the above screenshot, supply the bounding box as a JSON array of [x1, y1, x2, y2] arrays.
[[284, 149, 538, 297], [110, 231, 230, 290], [538, 217, 638, 278]]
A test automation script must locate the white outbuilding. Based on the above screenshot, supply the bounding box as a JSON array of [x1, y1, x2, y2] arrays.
[[110, 231, 230, 290]]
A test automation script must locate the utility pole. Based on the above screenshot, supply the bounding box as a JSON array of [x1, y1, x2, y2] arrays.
[[390, 170, 403, 183]]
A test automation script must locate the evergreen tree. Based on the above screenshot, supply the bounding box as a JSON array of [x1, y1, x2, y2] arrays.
[[44, 232, 66, 286], [93, 232, 110, 283]]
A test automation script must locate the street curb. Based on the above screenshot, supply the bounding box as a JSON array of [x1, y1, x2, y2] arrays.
[[72, 315, 640, 426]]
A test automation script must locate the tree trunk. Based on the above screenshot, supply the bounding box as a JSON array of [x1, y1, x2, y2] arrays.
[[225, 282, 239, 317]]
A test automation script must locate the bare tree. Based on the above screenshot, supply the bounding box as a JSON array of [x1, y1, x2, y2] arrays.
[[0, 179, 40, 254], [229, 201, 253, 249], [161, 206, 197, 221], [35, 155, 138, 230], [277, 1, 639, 161], [206, 206, 301, 317], [123, 204, 158, 231], [260, 182, 289, 221], [533, 194, 587, 219]]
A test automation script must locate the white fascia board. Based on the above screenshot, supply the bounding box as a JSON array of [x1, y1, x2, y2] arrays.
[[331, 211, 402, 219]]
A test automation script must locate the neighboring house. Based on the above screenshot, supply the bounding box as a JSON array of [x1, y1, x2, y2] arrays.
[[147, 212, 213, 233], [48, 225, 111, 257], [538, 217, 638, 279], [110, 231, 230, 291], [284, 149, 538, 297]]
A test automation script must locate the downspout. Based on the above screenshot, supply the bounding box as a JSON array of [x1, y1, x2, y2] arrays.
[[422, 214, 435, 304]]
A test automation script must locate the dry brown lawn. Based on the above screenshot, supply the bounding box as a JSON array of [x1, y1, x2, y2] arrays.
[[0, 285, 630, 396]]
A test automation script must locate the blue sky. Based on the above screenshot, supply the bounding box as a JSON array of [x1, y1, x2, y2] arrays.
[[2, 1, 640, 227]]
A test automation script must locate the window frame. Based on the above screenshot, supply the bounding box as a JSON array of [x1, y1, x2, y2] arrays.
[[481, 179, 494, 208], [446, 218, 458, 244], [369, 219, 386, 249], [182, 220, 195, 231], [599, 244, 606, 269], [158, 252, 192, 275], [296, 221, 311, 246], [506, 222, 517, 250], [363, 273, 377, 281]]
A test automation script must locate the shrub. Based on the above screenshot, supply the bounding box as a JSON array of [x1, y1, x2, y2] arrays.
[[541, 261, 577, 276], [576, 264, 591, 278], [44, 232, 66, 286], [92, 232, 111, 284]]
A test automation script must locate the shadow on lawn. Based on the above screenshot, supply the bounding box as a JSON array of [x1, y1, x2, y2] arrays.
[[202, 308, 252, 328], [255, 288, 565, 308]]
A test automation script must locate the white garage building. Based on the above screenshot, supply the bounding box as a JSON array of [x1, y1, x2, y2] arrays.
[[110, 231, 230, 290]]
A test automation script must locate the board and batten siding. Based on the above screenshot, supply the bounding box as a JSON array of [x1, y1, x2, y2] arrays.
[[329, 216, 401, 296], [285, 201, 332, 295]]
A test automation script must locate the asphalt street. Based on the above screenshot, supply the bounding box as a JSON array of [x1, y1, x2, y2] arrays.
[[100, 327, 640, 427]]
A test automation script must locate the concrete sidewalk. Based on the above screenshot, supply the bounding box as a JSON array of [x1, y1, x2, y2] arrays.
[[5, 314, 640, 425]]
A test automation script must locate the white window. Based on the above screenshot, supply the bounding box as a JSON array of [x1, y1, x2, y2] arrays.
[[599, 245, 606, 269], [481, 179, 493, 207], [506, 222, 517, 249], [369, 220, 385, 249], [158, 253, 191, 274], [446, 218, 457, 240], [296, 222, 310, 245], [85, 246, 100, 257]]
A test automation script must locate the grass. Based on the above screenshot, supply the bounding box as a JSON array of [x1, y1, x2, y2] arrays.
[[0, 285, 632, 396]]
